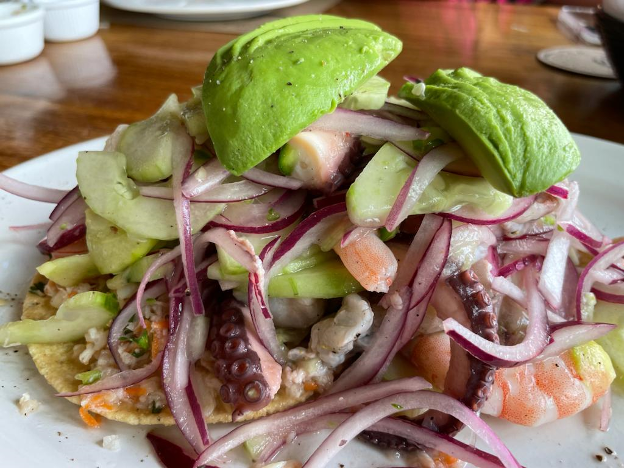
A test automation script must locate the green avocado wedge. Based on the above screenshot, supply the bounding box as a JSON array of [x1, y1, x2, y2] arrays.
[[77, 151, 224, 240], [399, 68, 581, 197], [203, 14, 402, 175]]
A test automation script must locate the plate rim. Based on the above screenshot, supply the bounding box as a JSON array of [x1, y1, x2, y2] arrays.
[[101, 0, 310, 16]]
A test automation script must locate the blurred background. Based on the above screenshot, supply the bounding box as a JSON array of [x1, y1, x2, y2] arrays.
[[0, 0, 622, 169]]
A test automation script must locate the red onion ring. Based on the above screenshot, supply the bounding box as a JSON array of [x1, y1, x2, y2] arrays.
[[313, 190, 347, 210], [593, 282, 624, 304], [497, 255, 541, 278], [181, 158, 230, 199], [308, 108, 430, 142], [576, 240, 624, 319], [545, 184, 569, 199], [49, 186, 80, 222], [147, 433, 198, 468], [140, 181, 272, 203], [209, 190, 306, 234], [57, 351, 164, 397], [532, 320, 616, 361], [9, 222, 52, 232], [442, 196, 536, 226], [242, 167, 304, 190], [444, 269, 549, 367], [600, 387, 612, 432], [302, 391, 520, 468], [162, 297, 210, 454], [385, 143, 463, 231], [109, 280, 168, 370], [498, 238, 549, 256], [0, 173, 68, 203], [380, 101, 428, 121], [192, 377, 431, 467], [39, 196, 88, 253]]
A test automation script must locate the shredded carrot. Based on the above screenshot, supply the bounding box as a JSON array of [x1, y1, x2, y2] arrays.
[[304, 381, 318, 392], [79, 407, 101, 428], [67, 291, 78, 299], [152, 320, 168, 330], [151, 330, 166, 359], [434, 452, 458, 466], [125, 386, 147, 398], [145, 320, 152, 331], [84, 394, 114, 411]]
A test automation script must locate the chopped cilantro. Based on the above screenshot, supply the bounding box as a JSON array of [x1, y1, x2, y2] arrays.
[[267, 208, 280, 221], [75, 369, 102, 385], [391, 403, 403, 410]]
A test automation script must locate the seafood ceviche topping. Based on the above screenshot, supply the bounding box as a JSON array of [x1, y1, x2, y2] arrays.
[[1, 14, 623, 468]]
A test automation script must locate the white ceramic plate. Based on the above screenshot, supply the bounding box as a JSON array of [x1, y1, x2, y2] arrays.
[[0, 134, 623, 467], [101, 0, 310, 21]]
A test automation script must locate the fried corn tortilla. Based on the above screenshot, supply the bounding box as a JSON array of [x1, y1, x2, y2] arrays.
[[22, 275, 307, 425]]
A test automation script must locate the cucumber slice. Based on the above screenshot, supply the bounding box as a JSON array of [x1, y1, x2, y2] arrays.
[[77, 151, 224, 240], [339, 75, 390, 111], [117, 94, 183, 183], [124, 253, 172, 283], [0, 291, 118, 347], [346, 142, 512, 226], [36, 254, 100, 287], [86, 209, 157, 274]]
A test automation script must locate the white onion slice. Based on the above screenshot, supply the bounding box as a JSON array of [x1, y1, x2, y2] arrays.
[[242, 167, 304, 190]]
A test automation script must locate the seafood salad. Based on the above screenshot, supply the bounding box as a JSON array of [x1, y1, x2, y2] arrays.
[[1, 13, 624, 468]]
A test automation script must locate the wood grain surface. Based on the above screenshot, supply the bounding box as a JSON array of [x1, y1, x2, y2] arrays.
[[0, 0, 622, 170]]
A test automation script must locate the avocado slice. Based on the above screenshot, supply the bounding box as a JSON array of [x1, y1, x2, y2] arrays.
[[399, 68, 581, 197], [85, 209, 158, 274], [202, 14, 402, 175], [36, 254, 101, 287], [117, 94, 186, 183], [346, 142, 512, 227], [339, 75, 390, 111], [77, 151, 224, 240], [0, 291, 118, 346]]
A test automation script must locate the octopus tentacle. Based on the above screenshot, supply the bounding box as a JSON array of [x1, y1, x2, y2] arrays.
[[209, 297, 279, 418]]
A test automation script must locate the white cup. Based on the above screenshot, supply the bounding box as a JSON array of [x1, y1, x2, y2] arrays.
[[0, 3, 45, 66], [37, 0, 100, 43]]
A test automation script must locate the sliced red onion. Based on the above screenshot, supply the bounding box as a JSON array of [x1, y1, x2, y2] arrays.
[[444, 269, 549, 367], [545, 184, 569, 199], [136, 248, 182, 328], [302, 391, 521, 468], [600, 387, 612, 432], [491, 276, 527, 307], [209, 190, 306, 234], [593, 282, 624, 304], [340, 226, 375, 248], [308, 108, 430, 142], [147, 433, 196, 468], [248, 238, 286, 364], [385, 143, 463, 231], [172, 136, 203, 316], [9, 222, 52, 232], [162, 298, 210, 454], [109, 280, 168, 370], [563, 223, 603, 250], [140, 181, 272, 203], [40, 196, 88, 253], [380, 101, 428, 121], [181, 158, 230, 199], [57, 351, 163, 397], [192, 377, 431, 467], [539, 182, 578, 310], [329, 217, 451, 394], [197, 228, 261, 274], [497, 255, 541, 278], [442, 196, 536, 226], [532, 321, 616, 361], [487, 246, 501, 276], [312, 190, 347, 210], [498, 238, 549, 256], [242, 167, 304, 190], [49, 186, 80, 222], [269, 203, 348, 274], [0, 173, 68, 203], [576, 240, 624, 319]]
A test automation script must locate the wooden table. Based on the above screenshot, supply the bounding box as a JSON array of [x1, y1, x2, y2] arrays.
[[0, 1, 622, 171]]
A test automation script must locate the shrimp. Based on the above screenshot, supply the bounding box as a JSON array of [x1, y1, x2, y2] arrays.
[[404, 332, 615, 427], [334, 231, 398, 293]]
